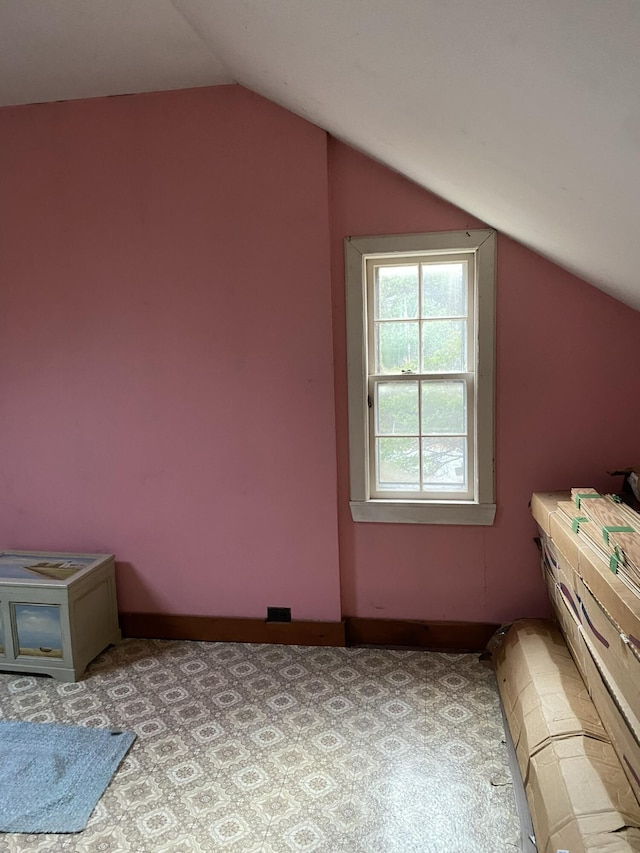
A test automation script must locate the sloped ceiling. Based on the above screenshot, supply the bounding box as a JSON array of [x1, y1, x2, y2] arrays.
[[1, 0, 639, 309]]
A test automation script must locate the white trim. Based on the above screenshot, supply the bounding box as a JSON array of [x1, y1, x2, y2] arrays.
[[349, 500, 496, 525], [474, 232, 497, 507], [345, 238, 370, 503], [345, 229, 496, 526]]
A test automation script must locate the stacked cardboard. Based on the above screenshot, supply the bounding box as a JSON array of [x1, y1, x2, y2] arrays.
[[528, 491, 640, 851], [495, 620, 640, 852]]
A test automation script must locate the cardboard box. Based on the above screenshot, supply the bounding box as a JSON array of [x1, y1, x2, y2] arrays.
[[496, 619, 606, 780], [527, 735, 640, 853], [550, 510, 585, 569], [532, 492, 640, 650], [581, 628, 640, 805], [576, 572, 640, 717], [495, 620, 640, 852], [531, 490, 571, 536], [531, 493, 640, 846], [541, 532, 582, 623], [534, 492, 640, 689], [531, 490, 590, 568], [544, 552, 587, 680], [536, 496, 640, 711], [546, 549, 640, 806], [578, 544, 640, 655]]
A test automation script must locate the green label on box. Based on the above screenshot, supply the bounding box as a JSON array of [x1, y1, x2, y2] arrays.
[[602, 525, 634, 545], [573, 493, 601, 508]]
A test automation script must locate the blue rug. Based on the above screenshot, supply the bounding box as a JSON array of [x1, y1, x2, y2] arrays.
[[0, 721, 135, 833]]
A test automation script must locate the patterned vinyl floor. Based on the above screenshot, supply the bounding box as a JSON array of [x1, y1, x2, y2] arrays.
[[0, 639, 520, 853]]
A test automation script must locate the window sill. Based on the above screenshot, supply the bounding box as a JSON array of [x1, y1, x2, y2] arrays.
[[349, 500, 496, 525]]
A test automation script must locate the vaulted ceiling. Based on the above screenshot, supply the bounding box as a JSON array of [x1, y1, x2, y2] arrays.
[[2, 1, 639, 309]]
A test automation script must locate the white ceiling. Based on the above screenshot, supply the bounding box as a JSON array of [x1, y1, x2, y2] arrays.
[[2, 0, 639, 310]]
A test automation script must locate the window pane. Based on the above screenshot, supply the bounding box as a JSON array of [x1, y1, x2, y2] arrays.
[[422, 262, 467, 318], [422, 438, 466, 489], [377, 437, 420, 490], [375, 266, 419, 320], [14, 603, 63, 658], [376, 382, 419, 435], [375, 322, 419, 374], [422, 382, 466, 435], [421, 320, 466, 372]]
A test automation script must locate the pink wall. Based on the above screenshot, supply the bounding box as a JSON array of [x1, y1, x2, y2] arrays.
[[2, 84, 639, 625], [0, 86, 341, 621], [329, 140, 640, 623]]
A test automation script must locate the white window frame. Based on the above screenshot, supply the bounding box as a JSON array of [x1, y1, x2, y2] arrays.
[[345, 230, 496, 525]]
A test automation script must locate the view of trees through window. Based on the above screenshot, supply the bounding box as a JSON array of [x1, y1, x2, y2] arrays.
[[369, 259, 472, 492]]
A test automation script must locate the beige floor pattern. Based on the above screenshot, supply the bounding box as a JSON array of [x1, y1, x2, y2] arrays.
[[0, 639, 520, 853]]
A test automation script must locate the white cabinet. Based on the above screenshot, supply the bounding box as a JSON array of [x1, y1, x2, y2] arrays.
[[0, 550, 121, 682]]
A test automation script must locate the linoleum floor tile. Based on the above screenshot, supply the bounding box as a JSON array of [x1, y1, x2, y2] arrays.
[[0, 640, 519, 852]]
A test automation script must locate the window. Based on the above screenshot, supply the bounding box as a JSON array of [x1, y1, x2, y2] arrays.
[[345, 230, 496, 525]]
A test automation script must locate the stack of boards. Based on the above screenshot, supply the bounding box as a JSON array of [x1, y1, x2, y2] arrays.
[[507, 490, 640, 853], [557, 488, 640, 598]]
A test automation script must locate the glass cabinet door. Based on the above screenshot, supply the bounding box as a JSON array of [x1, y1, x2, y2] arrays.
[[13, 603, 63, 659]]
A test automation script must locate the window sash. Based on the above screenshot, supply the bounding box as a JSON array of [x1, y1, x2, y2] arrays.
[[368, 374, 475, 500], [365, 252, 476, 501]]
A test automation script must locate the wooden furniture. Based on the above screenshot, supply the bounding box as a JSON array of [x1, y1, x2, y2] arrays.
[[0, 550, 120, 682]]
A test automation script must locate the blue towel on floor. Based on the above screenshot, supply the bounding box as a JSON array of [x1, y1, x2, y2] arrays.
[[0, 720, 135, 833]]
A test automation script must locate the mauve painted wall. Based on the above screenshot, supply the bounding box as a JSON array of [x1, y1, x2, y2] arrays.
[[0, 86, 341, 620], [329, 140, 640, 623], [2, 85, 639, 625]]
